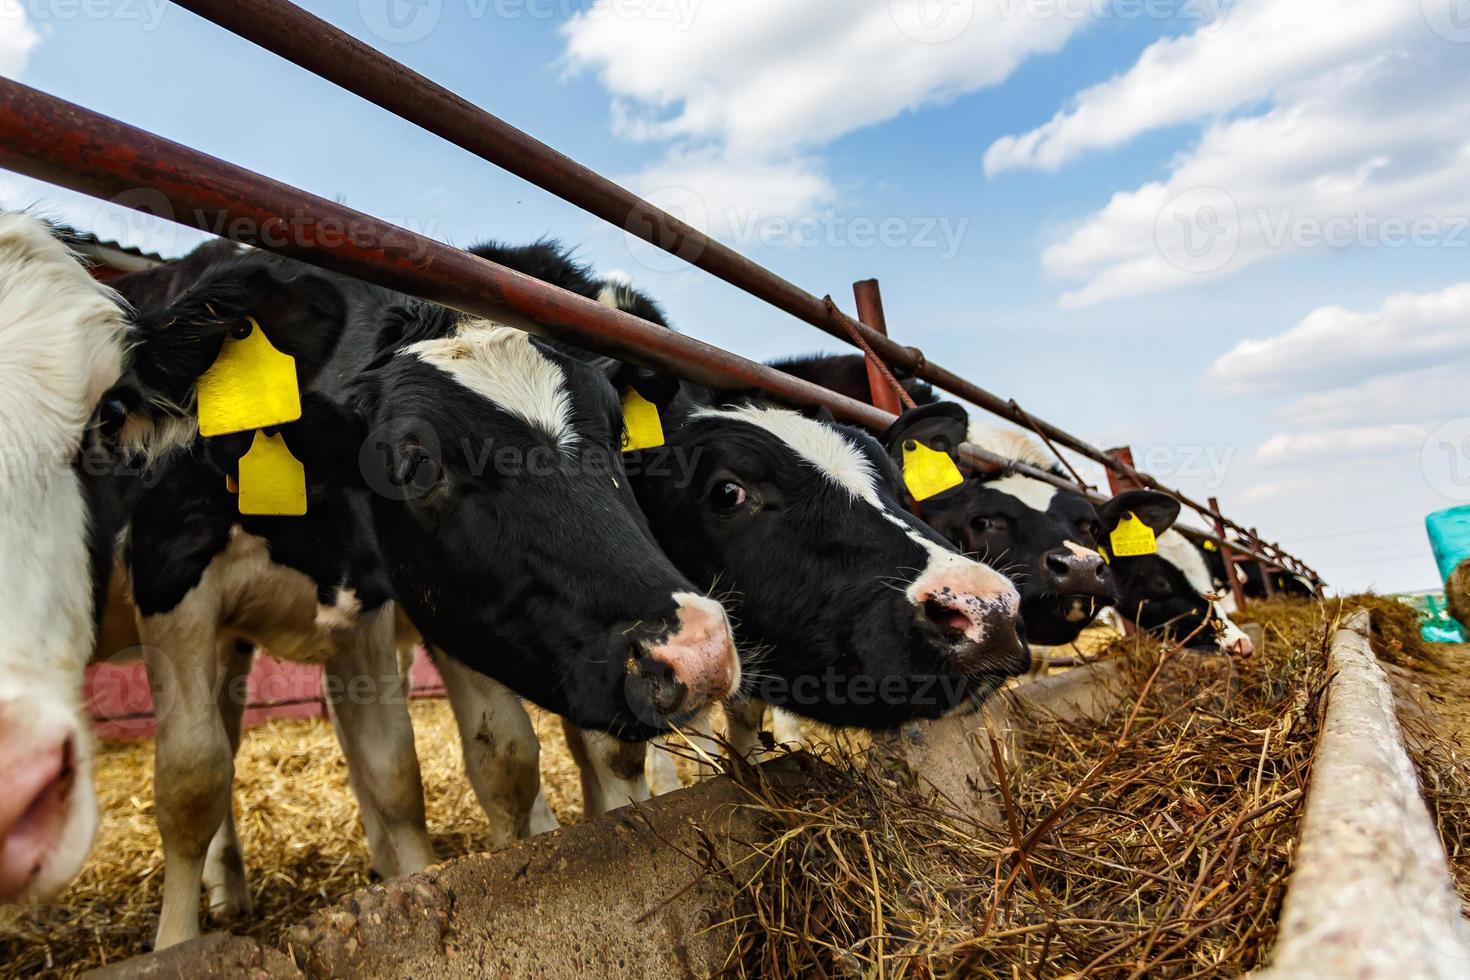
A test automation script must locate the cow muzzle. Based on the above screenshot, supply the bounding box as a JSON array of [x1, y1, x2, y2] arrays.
[[0, 705, 85, 903], [911, 559, 1029, 677], [627, 593, 739, 721]]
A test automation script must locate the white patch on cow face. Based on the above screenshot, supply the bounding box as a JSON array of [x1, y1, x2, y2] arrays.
[[693, 404, 883, 507], [0, 213, 129, 900], [693, 405, 1018, 622], [988, 473, 1060, 514], [1157, 529, 1250, 651], [407, 321, 576, 449]]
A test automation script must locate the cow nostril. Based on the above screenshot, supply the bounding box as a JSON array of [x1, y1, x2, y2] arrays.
[[923, 598, 973, 636], [1045, 555, 1070, 579], [633, 657, 688, 716]]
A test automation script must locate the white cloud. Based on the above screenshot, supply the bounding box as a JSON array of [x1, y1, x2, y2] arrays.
[[565, 1, 1089, 155], [1207, 281, 1470, 394], [0, 2, 40, 76], [627, 145, 835, 241], [1279, 363, 1470, 429], [564, 0, 1093, 228], [985, 0, 1418, 175], [1255, 423, 1427, 462], [1015, 0, 1470, 306]]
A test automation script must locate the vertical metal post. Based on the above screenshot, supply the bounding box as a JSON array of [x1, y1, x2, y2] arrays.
[[1251, 527, 1278, 598], [1210, 496, 1250, 610], [853, 279, 903, 415], [1105, 447, 1144, 495]]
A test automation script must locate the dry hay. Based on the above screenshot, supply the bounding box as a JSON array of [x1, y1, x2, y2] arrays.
[[707, 596, 1470, 979], [2, 598, 1466, 979], [0, 700, 594, 978]]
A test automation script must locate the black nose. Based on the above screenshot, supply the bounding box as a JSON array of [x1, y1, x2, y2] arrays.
[[1043, 549, 1111, 597], [627, 655, 688, 717]]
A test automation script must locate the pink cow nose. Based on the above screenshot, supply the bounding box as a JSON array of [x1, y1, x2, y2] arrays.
[[0, 710, 78, 902], [912, 557, 1029, 677], [631, 593, 740, 718]]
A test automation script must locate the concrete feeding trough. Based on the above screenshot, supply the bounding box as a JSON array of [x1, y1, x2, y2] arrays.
[[80, 612, 1466, 978], [1257, 611, 1469, 978]]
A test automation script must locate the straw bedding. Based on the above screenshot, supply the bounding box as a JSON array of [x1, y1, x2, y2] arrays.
[[707, 597, 1470, 978], [1, 598, 1465, 978]]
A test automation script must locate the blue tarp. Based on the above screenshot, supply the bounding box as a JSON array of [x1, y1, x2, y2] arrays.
[[1426, 505, 1470, 582]]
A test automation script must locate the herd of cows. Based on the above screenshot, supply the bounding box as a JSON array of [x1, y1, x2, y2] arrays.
[[0, 212, 1310, 952]]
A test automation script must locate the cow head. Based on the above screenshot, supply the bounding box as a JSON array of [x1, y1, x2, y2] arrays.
[[628, 393, 1027, 730], [1101, 492, 1254, 656], [882, 404, 1125, 646], [341, 303, 738, 740], [0, 214, 128, 901]]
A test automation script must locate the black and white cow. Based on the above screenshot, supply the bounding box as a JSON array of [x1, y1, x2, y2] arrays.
[[0, 215, 264, 905], [880, 403, 1123, 647], [1200, 542, 1316, 601], [83, 240, 745, 947], [460, 244, 1029, 812]]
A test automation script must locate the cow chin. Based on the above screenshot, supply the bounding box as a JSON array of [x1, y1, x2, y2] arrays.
[[1021, 594, 1109, 646]]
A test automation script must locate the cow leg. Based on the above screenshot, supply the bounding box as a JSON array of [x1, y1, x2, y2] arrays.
[[770, 707, 805, 750], [203, 640, 254, 922], [562, 722, 650, 818], [724, 699, 768, 764], [644, 736, 684, 797], [435, 651, 558, 846], [324, 607, 436, 880], [141, 594, 230, 950]]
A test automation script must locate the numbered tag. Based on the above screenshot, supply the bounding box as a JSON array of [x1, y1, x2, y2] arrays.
[[197, 318, 302, 437], [902, 440, 964, 502], [238, 431, 307, 517], [1110, 512, 1158, 558], [621, 388, 665, 452]]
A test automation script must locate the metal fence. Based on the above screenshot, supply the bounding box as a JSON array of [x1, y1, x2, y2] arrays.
[[0, 0, 1324, 599]]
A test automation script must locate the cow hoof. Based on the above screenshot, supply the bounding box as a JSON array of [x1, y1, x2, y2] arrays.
[[206, 880, 254, 922]]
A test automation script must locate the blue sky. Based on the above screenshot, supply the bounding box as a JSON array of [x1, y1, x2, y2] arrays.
[[3, 0, 1468, 593]]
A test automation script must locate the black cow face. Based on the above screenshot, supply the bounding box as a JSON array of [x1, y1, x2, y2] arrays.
[[1101, 493, 1253, 655], [630, 400, 1028, 730], [882, 404, 1118, 646], [348, 308, 738, 740]]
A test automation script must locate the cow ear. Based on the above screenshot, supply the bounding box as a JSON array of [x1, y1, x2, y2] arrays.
[[1099, 489, 1181, 534], [595, 359, 684, 415], [879, 401, 969, 467], [128, 261, 349, 405]]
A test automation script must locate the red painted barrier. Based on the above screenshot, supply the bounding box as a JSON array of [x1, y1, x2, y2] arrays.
[[86, 648, 446, 741]]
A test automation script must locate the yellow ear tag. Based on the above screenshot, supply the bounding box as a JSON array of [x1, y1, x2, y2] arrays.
[[1203, 539, 1218, 551], [237, 431, 307, 517], [621, 388, 665, 452], [1097, 543, 1110, 565], [1110, 512, 1158, 558], [197, 318, 302, 437], [902, 440, 964, 502]]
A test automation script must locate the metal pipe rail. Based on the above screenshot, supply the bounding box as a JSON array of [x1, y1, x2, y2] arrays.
[[164, 0, 1322, 587], [0, 75, 1315, 582]]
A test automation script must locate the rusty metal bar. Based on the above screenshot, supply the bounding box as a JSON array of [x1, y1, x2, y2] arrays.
[[0, 73, 1316, 583], [0, 79, 892, 432], [852, 279, 903, 416], [1210, 496, 1251, 610], [166, 0, 1321, 584]]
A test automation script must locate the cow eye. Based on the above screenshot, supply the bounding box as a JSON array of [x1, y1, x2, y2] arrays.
[[709, 480, 750, 515], [395, 446, 442, 491], [1076, 519, 1101, 544], [972, 515, 1003, 535]]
